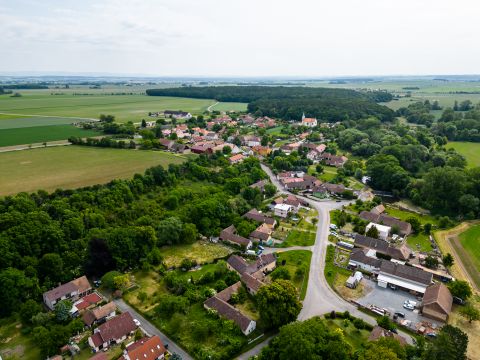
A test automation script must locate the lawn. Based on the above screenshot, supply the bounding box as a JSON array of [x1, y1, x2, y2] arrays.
[[323, 318, 371, 350], [210, 102, 248, 112], [265, 126, 285, 135], [455, 224, 480, 289], [278, 230, 315, 247], [0, 125, 100, 147], [273, 250, 312, 299], [0, 318, 41, 360], [0, 146, 188, 195], [448, 141, 480, 168], [160, 241, 234, 268], [406, 233, 433, 252], [324, 245, 352, 288], [0, 93, 215, 123]]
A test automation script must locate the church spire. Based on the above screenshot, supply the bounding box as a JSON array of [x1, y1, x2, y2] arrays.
[[302, 112, 305, 121]]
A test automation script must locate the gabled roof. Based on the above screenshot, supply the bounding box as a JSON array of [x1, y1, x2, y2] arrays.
[[241, 273, 264, 293], [380, 262, 432, 285], [243, 209, 276, 225], [124, 336, 166, 360], [204, 296, 253, 333], [227, 255, 249, 274], [215, 281, 242, 302], [94, 312, 137, 344], [43, 275, 91, 302], [422, 283, 453, 315], [349, 248, 382, 269], [368, 326, 407, 345], [220, 225, 251, 247]]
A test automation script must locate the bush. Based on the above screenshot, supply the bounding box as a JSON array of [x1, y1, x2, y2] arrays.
[[271, 267, 291, 281], [155, 295, 189, 318], [101, 270, 122, 290]]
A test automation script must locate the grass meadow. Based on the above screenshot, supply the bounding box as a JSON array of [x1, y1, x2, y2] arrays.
[[273, 250, 312, 299], [210, 101, 248, 112], [458, 224, 480, 282], [0, 93, 215, 123], [0, 125, 100, 147], [0, 146, 188, 195], [447, 141, 480, 168]]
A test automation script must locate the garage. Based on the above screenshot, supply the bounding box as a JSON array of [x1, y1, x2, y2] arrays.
[[377, 261, 433, 295]]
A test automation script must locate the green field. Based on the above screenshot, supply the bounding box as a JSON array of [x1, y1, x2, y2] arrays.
[[0, 93, 215, 123], [0, 146, 188, 195], [458, 224, 480, 276], [278, 230, 315, 247], [273, 250, 312, 299], [210, 101, 248, 112], [0, 116, 78, 129], [448, 142, 480, 168], [0, 125, 100, 147]]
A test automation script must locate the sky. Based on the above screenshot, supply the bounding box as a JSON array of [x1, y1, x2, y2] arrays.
[[1, 0, 479, 77]]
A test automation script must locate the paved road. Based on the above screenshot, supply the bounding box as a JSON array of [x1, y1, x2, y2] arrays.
[[256, 164, 414, 349], [236, 336, 274, 360], [114, 299, 193, 360]]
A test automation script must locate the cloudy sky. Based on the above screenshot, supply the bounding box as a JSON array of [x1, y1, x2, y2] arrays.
[[1, 0, 479, 77]]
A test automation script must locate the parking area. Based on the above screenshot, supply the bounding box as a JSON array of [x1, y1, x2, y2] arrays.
[[357, 279, 442, 329]]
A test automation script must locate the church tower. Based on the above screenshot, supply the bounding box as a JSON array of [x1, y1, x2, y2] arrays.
[[302, 112, 305, 121]]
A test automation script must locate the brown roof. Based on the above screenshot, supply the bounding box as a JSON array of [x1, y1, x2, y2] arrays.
[[216, 282, 242, 302], [371, 205, 386, 215], [204, 296, 253, 333], [82, 310, 97, 326], [93, 301, 116, 319], [227, 255, 249, 274], [94, 312, 137, 344], [243, 209, 276, 225], [125, 336, 166, 360], [368, 326, 407, 346], [249, 223, 272, 241], [220, 225, 251, 247], [359, 211, 381, 223], [241, 273, 264, 293], [379, 214, 412, 235], [250, 180, 268, 191], [422, 283, 453, 316], [44, 275, 91, 302], [380, 262, 432, 285]]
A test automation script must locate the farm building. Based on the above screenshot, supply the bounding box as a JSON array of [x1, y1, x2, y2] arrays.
[[377, 261, 433, 294], [421, 283, 453, 322]]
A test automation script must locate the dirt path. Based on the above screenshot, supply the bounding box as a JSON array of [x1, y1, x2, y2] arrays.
[[435, 221, 480, 292], [207, 101, 219, 112]]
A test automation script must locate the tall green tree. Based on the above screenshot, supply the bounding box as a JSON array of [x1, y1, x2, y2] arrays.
[[256, 280, 301, 329]]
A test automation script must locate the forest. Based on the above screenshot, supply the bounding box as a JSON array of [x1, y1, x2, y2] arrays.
[[0, 154, 268, 319], [146, 86, 395, 122]]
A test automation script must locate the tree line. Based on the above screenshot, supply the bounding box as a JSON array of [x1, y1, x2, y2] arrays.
[[0, 155, 268, 318], [146, 86, 395, 122]]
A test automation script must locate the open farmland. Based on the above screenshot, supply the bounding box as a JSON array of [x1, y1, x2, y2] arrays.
[[447, 142, 480, 168], [0, 125, 100, 147], [0, 92, 216, 123], [0, 146, 189, 195], [210, 101, 248, 112]]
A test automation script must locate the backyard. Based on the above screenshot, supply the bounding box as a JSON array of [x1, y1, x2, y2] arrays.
[[160, 241, 234, 268], [272, 250, 312, 299]]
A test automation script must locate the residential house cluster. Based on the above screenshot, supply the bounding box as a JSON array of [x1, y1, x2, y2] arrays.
[[43, 275, 94, 311], [88, 311, 139, 352], [359, 208, 412, 237], [204, 254, 276, 335]]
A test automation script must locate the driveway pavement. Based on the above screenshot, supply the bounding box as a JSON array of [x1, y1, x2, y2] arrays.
[[357, 280, 442, 329]]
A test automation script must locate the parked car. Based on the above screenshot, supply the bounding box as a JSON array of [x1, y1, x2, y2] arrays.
[[394, 312, 405, 318], [403, 300, 416, 310], [133, 319, 141, 327], [453, 296, 465, 305]]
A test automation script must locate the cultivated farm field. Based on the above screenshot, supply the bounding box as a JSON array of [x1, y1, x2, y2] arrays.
[[0, 146, 189, 195], [447, 142, 480, 168], [0, 92, 215, 123], [0, 125, 100, 147]]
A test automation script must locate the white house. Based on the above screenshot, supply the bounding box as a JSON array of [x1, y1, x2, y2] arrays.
[[301, 113, 318, 127], [366, 222, 391, 241], [274, 203, 293, 218]]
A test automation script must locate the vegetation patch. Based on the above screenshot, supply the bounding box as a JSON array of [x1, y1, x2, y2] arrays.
[[0, 146, 188, 195], [448, 141, 480, 168], [161, 241, 234, 268], [272, 250, 312, 299], [0, 125, 100, 147], [278, 230, 315, 247]]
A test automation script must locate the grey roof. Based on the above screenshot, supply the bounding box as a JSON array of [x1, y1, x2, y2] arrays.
[[243, 209, 276, 225], [241, 273, 264, 293], [349, 248, 382, 269], [380, 262, 432, 285], [204, 296, 253, 333], [220, 225, 251, 247], [227, 255, 249, 274], [354, 234, 389, 253]]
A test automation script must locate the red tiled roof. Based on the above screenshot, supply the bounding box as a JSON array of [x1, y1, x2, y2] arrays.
[[94, 312, 137, 344], [126, 336, 166, 360]]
